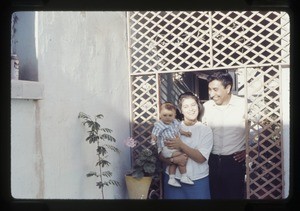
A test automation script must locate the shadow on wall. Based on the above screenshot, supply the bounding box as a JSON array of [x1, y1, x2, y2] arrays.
[[12, 12, 38, 81]]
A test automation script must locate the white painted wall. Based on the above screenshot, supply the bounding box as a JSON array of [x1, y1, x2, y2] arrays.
[[282, 67, 290, 199], [11, 11, 131, 199]]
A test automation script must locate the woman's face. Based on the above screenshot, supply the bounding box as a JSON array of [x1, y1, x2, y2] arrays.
[[181, 97, 199, 122]]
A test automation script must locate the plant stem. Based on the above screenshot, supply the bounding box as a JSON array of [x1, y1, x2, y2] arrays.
[[97, 139, 104, 199]]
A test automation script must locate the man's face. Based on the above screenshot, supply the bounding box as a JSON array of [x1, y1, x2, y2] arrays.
[[208, 80, 231, 105], [160, 109, 176, 125]]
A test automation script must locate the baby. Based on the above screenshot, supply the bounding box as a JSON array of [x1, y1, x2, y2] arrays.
[[151, 102, 194, 187]]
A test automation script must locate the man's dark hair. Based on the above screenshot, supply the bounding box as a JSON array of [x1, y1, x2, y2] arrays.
[[207, 71, 233, 92]]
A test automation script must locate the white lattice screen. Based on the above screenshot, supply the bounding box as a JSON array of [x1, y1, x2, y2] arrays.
[[127, 11, 289, 199], [245, 66, 283, 199]]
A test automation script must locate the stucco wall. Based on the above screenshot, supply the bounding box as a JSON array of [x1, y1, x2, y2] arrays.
[[11, 11, 131, 199]]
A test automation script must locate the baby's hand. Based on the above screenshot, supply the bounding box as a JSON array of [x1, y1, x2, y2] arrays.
[[181, 131, 192, 137], [150, 139, 156, 145], [185, 131, 192, 137], [150, 135, 157, 145]]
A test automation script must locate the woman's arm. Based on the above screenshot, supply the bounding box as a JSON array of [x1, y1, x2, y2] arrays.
[[164, 136, 207, 163], [158, 151, 172, 165], [158, 151, 188, 166]]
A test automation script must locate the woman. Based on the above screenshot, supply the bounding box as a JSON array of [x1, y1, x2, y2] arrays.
[[159, 92, 213, 199]]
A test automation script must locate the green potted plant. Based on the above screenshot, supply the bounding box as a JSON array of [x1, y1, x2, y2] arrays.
[[124, 137, 162, 199], [78, 112, 120, 199]]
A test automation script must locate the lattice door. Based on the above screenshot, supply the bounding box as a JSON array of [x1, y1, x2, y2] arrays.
[[127, 11, 289, 199]]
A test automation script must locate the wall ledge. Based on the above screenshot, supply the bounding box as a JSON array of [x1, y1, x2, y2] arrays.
[[11, 80, 44, 100]]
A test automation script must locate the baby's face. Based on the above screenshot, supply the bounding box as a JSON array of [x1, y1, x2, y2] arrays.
[[160, 109, 176, 125]]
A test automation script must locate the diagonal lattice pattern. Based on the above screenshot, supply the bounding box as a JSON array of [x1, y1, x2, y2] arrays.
[[129, 11, 289, 74], [128, 11, 288, 199], [246, 66, 282, 199], [212, 11, 289, 67], [129, 11, 212, 73], [131, 75, 158, 142]]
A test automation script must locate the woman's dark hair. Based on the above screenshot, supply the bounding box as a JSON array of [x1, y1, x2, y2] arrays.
[[207, 71, 233, 92], [176, 92, 203, 121]]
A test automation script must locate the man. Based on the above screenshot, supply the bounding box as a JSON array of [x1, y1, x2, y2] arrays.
[[202, 71, 246, 199]]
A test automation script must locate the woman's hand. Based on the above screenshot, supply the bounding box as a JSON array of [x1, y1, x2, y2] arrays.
[[172, 153, 188, 166], [164, 135, 182, 150]]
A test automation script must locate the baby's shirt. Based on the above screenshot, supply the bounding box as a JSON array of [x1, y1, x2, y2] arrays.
[[152, 119, 181, 149]]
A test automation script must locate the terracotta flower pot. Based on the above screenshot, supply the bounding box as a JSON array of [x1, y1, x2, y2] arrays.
[[125, 175, 152, 199]]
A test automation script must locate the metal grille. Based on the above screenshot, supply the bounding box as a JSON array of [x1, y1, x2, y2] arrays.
[[127, 11, 289, 199]]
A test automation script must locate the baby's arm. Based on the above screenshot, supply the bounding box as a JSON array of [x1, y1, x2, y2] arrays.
[[151, 123, 161, 145], [151, 134, 157, 142], [174, 119, 191, 137], [179, 128, 192, 137], [150, 134, 158, 145]]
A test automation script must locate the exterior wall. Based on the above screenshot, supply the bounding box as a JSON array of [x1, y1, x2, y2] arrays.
[[11, 99, 42, 198], [282, 68, 290, 198], [11, 11, 131, 199]]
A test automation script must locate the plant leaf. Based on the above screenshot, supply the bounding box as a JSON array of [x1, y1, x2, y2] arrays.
[[84, 120, 95, 128], [143, 163, 156, 174], [96, 159, 111, 167], [86, 134, 99, 143], [100, 128, 113, 133], [96, 181, 104, 188], [101, 160, 111, 167], [100, 134, 116, 142], [132, 171, 144, 179], [108, 180, 120, 186], [86, 171, 97, 177], [95, 114, 104, 119], [78, 112, 91, 121], [102, 171, 112, 177], [92, 121, 100, 132], [97, 146, 108, 156], [104, 144, 120, 153]]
